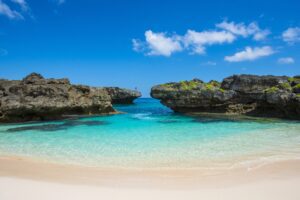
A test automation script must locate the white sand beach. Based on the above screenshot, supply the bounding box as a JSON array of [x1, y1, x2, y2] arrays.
[[0, 156, 299, 200]]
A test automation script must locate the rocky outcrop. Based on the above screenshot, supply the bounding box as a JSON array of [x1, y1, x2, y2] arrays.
[[104, 87, 141, 104], [0, 73, 115, 123], [151, 75, 300, 120]]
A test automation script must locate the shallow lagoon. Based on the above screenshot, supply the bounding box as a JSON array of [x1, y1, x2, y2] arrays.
[[0, 98, 299, 170]]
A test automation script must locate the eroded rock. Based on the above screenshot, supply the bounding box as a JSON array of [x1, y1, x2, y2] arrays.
[[151, 74, 300, 120], [0, 73, 115, 123], [104, 87, 141, 104]]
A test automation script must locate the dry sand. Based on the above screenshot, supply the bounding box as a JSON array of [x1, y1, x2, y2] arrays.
[[0, 156, 300, 200]]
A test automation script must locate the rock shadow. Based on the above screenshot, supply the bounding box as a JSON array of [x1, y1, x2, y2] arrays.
[[6, 120, 107, 133]]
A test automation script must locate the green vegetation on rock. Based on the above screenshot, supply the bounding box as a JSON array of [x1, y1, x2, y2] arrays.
[[218, 88, 225, 93], [278, 82, 292, 91], [204, 83, 215, 91], [208, 80, 221, 87], [288, 77, 300, 83], [178, 80, 200, 90], [161, 83, 174, 88], [293, 83, 300, 89], [204, 81, 222, 91], [160, 80, 201, 90], [264, 86, 279, 93]]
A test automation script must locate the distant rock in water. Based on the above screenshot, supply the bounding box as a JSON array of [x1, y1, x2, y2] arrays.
[[0, 73, 122, 123], [151, 75, 300, 120], [104, 87, 141, 104]]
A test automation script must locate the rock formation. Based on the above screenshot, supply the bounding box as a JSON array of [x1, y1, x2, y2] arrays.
[[151, 75, 300, 120], [0, 73, 140, 123], [104, 87, 141, 104]]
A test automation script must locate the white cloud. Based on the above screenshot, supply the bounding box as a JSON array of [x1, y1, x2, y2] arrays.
[[132, 39, 145, 52], [216, 21, 253, 37], [133, 20, 272, 57], [253, 29, 271, 41], [0, 0, 23, 19], [135, 30, 183, 56], [282, 27, 300, 44], [133, 29, 236, 56], [11, 0, 29, 11], [225, 46, 275, 62], [278, 57, 295, 64], [183, 30, 236, 54], [216, 20, 270, 41]]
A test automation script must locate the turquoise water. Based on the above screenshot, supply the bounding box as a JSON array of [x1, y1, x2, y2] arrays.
[[0, 98, 299, 169]]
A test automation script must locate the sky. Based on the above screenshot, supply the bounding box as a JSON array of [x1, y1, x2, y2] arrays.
[[0, 0, 300, 96]]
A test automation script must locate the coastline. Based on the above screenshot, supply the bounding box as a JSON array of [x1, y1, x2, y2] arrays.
[[0, 155, 299, 187], [0, 156, 300, 199]]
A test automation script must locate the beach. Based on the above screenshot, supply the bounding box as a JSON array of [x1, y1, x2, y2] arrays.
[[1, 0, 300, 199], [0, 99, 300, 199], [0, 156, 300, 200]]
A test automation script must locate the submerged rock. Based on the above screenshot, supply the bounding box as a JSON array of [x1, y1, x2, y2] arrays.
[[104, 87, 141, 104], [151, 75, 300, 120], [0, 73, 115, 123]]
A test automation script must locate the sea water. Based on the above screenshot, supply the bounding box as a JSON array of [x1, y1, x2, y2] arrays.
[[0, 98, 299, 170]]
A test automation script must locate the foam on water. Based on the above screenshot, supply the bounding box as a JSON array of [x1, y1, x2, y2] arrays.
[[0, 98, 299, 170]]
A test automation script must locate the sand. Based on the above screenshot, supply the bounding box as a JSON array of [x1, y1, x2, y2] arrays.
[[0, 156, 300, 200]]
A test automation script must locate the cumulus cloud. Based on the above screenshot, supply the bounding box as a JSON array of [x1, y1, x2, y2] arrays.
[[225, 46, 275, 62], [282, 27, 300, 44], [133, 30, 182, 56], [133, 29, 236, 56], [0, 0, 23, 19], [216, 20, 270, 41], [253, 29, 271, 41], [133, 20, 272, 57], [183, 30, 236, 54], [278, 57, 295, 64]]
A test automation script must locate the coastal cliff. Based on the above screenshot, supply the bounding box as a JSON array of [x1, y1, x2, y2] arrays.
[[151, 75, 300, 120], [104, 87, 141, 104], [0, 73, 141, 123]]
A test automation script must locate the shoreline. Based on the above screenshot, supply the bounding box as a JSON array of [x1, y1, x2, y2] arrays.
[[0, 155, 299, 188]]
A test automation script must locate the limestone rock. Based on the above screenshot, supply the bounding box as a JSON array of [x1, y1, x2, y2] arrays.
[[151, 74, 300, 120], [0, 73, 115, 123], [104, 87, 141, 104]]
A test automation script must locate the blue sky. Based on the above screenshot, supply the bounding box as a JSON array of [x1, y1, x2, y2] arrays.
[[0, 0, 299, 96]]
